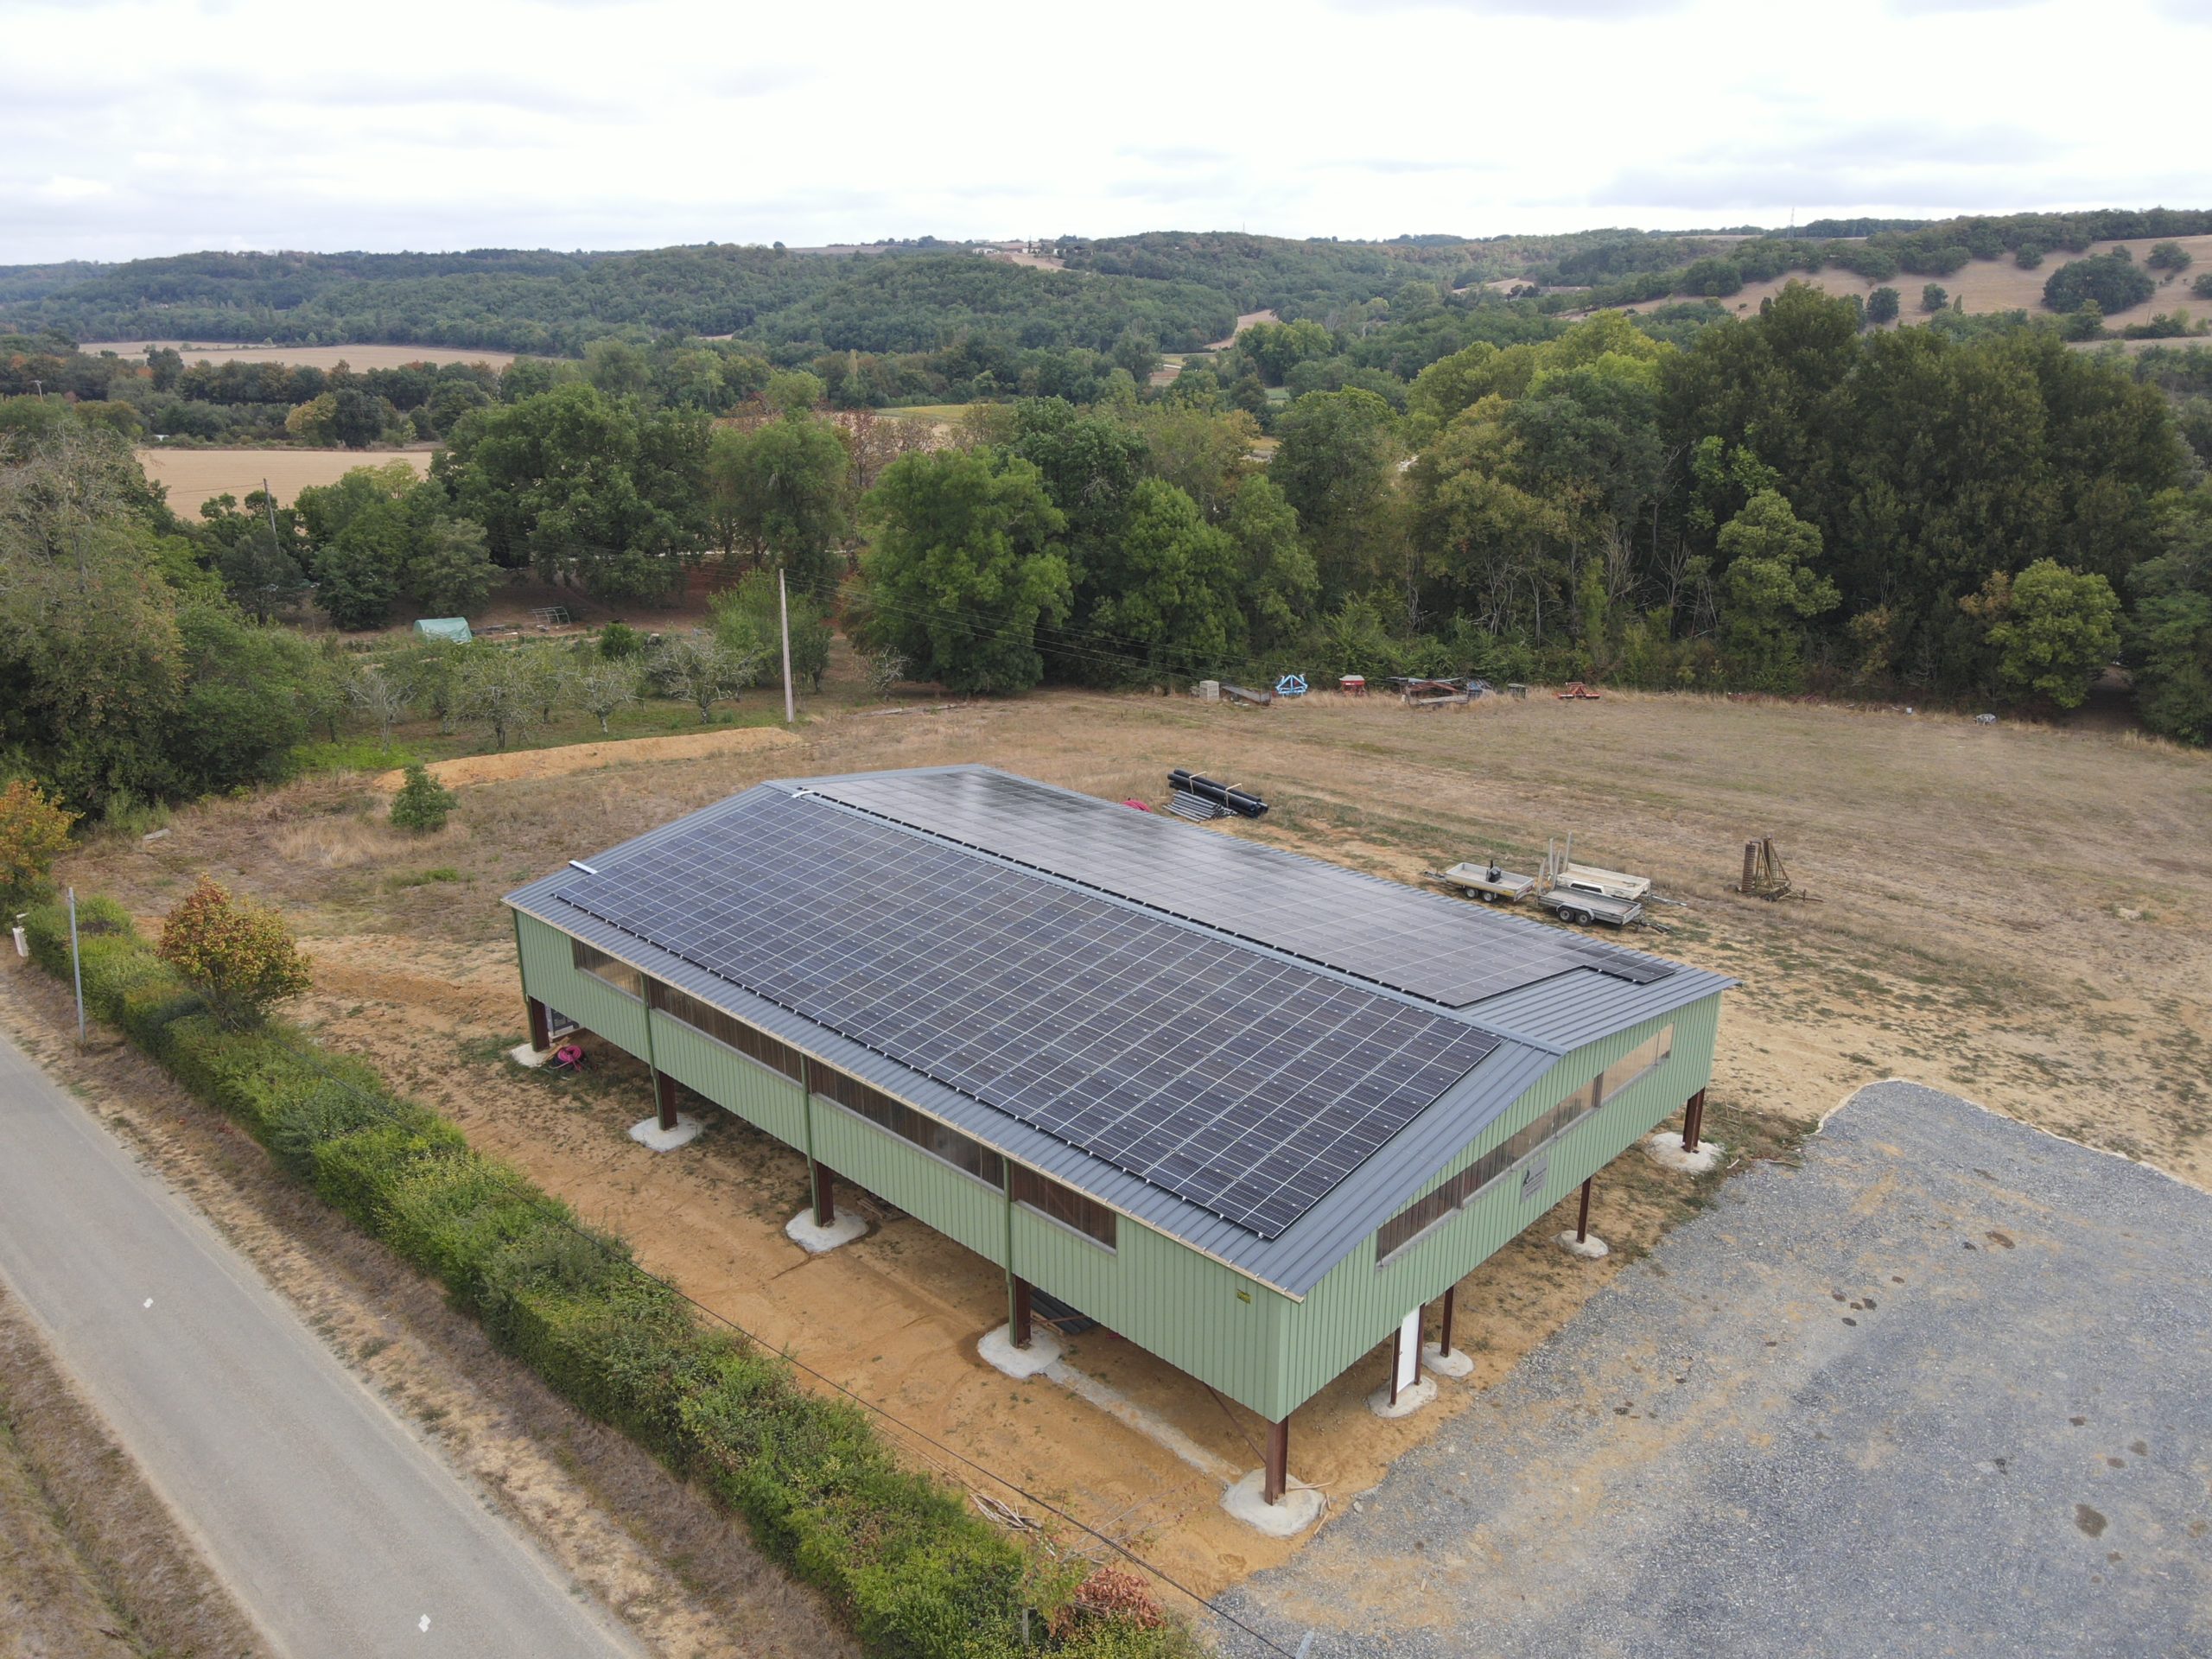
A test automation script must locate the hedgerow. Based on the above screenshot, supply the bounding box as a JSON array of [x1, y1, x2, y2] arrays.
[[22, 895, 1194, 1659]]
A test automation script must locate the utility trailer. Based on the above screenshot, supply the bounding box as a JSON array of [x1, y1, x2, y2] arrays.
[[1432, 860, 1536, 905], [1535, 837, 1645, 926]]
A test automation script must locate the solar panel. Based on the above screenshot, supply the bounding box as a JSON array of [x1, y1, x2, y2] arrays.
[[809, 769, 1675, 1007], [553, 788, 1497, 1239]]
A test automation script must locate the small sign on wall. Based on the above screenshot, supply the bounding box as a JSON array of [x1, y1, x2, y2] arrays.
[[1520, 1156, 1549, 1204]]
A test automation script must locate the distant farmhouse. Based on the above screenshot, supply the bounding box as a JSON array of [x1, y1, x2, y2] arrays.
[[505, 767, 1727, 1517]]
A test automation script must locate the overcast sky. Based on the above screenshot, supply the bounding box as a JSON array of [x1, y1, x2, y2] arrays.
[[4, 0, 2208, 264]]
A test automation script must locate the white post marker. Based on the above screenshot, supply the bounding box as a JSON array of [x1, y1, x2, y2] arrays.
[[779, 567, 796, 725], [67, 887, 85, 1046]]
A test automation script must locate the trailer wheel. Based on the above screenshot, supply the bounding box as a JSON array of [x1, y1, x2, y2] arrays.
[[1480, 891, 1496, 903], [1566, 907, 1589, 925]]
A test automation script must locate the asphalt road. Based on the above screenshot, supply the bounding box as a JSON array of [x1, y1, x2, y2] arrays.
[[1222, 1082, 2212, 1659], [0, 1026, 639, 1659]]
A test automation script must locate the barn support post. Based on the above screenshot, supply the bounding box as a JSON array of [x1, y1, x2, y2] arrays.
[[525, 995, 550, 1053], [1389, 1321, 1404, 1406], [1682, 1089, 1708, 1154], [1263, 1418, 1289, 1505], [1010, 1277, 1033, 1351], [653, 1070, 680, 1133], [1576, 1176, 1594, 1244], [1435, 1284, 1457, 1360], [811, 1160, 836, 1228]]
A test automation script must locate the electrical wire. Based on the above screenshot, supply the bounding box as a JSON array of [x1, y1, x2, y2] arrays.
[[230, 1020, 1303, 1659]]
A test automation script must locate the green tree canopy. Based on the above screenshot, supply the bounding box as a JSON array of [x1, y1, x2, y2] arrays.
[[1972, 558, 2120, 709], [856, 448, 1071, 695]]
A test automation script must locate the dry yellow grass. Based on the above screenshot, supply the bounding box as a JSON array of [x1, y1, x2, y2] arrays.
[[82, 340, 526, 371], [54, 679, 2212, 1602], [137, 446, 429, 508], [1686, 232, 2212, 331]]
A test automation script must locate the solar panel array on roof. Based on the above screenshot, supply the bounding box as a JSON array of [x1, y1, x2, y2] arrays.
[[810, 769, 1675, 1007], [551, 788, 1498, 1240]]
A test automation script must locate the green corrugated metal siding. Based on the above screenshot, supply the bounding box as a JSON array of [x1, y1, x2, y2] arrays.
[[811, 1102, 1008, 1264], [648, 1012, 806, 1144], [1009, 1205, 1284, 1413], [515, 912, 649, 1054], [1262, 993, 1722, 1420]]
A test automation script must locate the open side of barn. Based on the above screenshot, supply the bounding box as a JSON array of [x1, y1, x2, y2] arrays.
[[505, 766, 1727, 1516]]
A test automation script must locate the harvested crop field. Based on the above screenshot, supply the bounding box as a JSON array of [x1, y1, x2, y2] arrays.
[[54, 680, 2212, 1605], [137, 445, 429, 508], [1676, 233, 2212, 331], [82, 340, 527, 371]]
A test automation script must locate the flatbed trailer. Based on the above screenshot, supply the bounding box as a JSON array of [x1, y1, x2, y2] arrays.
[[1547, 835, 1650, 901], [1535, 886, 1643, 927], [1433, 861, 1537, 904]]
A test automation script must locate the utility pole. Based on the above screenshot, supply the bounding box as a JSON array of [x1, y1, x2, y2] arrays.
[[67, 888, 86, 1047], [778, 567, 796, 725], [262, 476, 281, 542]]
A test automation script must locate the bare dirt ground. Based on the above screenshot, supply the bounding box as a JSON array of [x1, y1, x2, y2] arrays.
[[51, 677, 2212, 1607], [0, 1283, 268, 1659], [370, 725, 802, 791], [1685, 232, 2212, 331], [137, 445, 430, 509], [83, 341, 526, 371], [1202, 310, 1278, 352], [0, 963, 854, 1659]]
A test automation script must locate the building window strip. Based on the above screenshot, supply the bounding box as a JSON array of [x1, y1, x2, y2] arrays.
[[570, 938, 643, 1001], [1011, 1165, 1118, 1250], [813, 1061, 1006, 1189], [645, 980, 804, 1081], [1375, 1025, 1675, 1266]]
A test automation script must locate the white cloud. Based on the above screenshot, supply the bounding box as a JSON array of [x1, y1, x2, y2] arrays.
[[0, 0, 2202, 264]]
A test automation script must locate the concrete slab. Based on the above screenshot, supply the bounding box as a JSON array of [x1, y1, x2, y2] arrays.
[[508, 1043, 552, 1069], [1420, 1343, 1475, 1379], [784, 1210, 866, 1254], [1221, 1470, 1323, 1537], [1366, 1376, 1438, 1419], [978, 1323, 1062, 1380], [1554, 1230, 1610, 1259], [1643, 1129, 1722, 1173], [627, 1113, 702, 1152]]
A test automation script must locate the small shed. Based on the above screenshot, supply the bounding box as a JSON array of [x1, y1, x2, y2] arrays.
[[414, 618, 472, 645]]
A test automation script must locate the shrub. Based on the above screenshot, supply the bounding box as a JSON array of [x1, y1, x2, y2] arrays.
[[2146, 240, 2193, 274], [156, 879, 312, 1027], [1920, 283, 1948, 314], [18, 896, 1191, 1659], [0, 779, 77, 906], [2043, 252, 2157, 315], [598, 620, 645, 660], [388, 763, 457, 833]]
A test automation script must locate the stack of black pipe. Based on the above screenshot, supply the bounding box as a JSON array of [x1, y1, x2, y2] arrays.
[[1167, 769, 1268, 818]]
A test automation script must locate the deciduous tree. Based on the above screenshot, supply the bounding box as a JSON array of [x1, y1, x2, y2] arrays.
[[156, 878, 311, 1027]]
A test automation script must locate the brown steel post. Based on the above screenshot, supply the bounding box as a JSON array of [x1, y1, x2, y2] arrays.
[[1263, 1418, 1289, 1505], [1436, 1284, 1457, 1359], [1683, 1089, 1707, 1154], [1388, 1323, 1403, 1407], [654, 1070, 679, 1133], [811, 1160, 836, 1227], [1011, 1277, 1033, 1350], [526, 996, 550, 1052], [1576, 1176, 1593, 1243]]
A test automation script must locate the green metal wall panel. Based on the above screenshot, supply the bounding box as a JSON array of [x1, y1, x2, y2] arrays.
[[1262, 993, 1723, 1420], [515, 912, 649, 1055], [648, 1012, 806, 1144], [1007, 1205, 1284, 1414], [810, 1102, 1008, 1265]]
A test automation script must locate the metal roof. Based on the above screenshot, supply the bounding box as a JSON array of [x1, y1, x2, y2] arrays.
[[505, 766, 1731, 1298]]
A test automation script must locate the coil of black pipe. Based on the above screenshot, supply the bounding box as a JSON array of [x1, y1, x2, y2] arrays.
[[1166, 768, 1268, 818]]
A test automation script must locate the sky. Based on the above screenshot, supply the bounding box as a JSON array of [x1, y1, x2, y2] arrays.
[[3, 0, 2209, 264]]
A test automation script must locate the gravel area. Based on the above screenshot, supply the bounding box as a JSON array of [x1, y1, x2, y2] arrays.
[[1220, 1082, 2212, 1659]]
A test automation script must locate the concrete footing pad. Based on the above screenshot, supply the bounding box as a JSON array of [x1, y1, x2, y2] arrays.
[[785, 1210, 867, 1254], [1421, 1342, 1475, 1379], [1221, 1470, 1324, 1537], [1367, 1376, 1439, 1419], [1645, 1131, 1723, 1174], [1556, 1230, 1611, 1259], [628, 1113, 702, 1152], [978, 1323, 1063, 1380], [509, 1043, 553, 1069]]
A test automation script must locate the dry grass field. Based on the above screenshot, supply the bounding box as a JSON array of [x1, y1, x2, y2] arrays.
[[1686, 232, 2212, 331], [81, 340, 526, 371], [51, 678, 2212, 1602], [137, 445, 429, 508]]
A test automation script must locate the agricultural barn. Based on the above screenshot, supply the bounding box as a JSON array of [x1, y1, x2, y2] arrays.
[[505, 766, 1728, 1513]]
